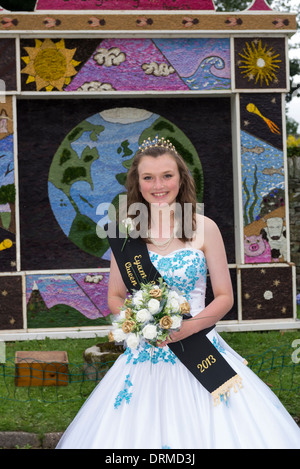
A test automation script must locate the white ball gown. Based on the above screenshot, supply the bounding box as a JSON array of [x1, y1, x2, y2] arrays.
[[56, 248, 300, 449]]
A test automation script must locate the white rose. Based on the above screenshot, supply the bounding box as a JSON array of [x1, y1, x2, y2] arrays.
[[168, 298, 180, 313], [147, 298, 160, 315], [126, 333, 140, 349], [136, 308, 152, 323], [132, 290, 144, 308], [118, 310, 126, 320], [170, 315, 182, 329], [168, 291, 180, 300], [112, 328, 127, 342], [142, 324, 158, 340]]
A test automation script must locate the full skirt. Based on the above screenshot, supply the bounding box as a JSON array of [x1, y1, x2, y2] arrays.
[[56, 329, 300, 449]]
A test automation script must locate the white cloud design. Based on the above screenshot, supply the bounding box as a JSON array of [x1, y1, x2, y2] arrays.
[[142, 62, 175, 77], [77, 81, 115, 92], [93, 47, 126, 67]]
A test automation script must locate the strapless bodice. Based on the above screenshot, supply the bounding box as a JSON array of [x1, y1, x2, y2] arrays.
[[149, 248, 207, 317]]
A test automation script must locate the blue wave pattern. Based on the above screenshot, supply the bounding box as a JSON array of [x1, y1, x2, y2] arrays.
[[183, 56, 231, 90]]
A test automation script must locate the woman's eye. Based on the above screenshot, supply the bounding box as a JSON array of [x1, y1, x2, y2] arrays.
[[164, 174, 172, 178], [143, 176, 151, 180]]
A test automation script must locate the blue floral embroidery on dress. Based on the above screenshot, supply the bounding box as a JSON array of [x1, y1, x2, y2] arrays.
[[213, 336, 226, 354], [157, 257, 173, 273], [149, 249, 207, 302], [124, 343, 177, 365], [114, 374, 133, 409]]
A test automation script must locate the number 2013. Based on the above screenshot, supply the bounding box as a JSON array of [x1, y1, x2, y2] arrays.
[[197, 355, 216, 373]]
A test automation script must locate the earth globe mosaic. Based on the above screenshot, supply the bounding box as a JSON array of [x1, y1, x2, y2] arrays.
[[48, 107, 204, 260]]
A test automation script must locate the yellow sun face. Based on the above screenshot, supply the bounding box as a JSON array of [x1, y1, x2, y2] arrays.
[[21, 39, 81, 91], [238, 40, 281, 87]]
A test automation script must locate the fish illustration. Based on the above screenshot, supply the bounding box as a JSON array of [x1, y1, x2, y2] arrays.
[[242, 145, 264, 155], [262, 166, 284, 176]]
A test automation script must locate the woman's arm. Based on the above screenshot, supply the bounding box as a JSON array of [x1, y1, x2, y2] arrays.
[[107, 252, 128, 316], [165, 216, 234, 343]]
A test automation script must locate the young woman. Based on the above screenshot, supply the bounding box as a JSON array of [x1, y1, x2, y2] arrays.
[[57, 139, 300, 449]]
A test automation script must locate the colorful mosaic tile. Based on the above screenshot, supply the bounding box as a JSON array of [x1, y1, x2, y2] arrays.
[[20, 38, 230, 92], [26, 272, 112, 328], [35, 0, 215, 10], [235, 37, 287, 90]]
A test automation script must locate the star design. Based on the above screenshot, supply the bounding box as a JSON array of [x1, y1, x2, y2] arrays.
[[281, 306, 287, 314], [256, 304, 262, 309], [273, 279, 280, 287], [1, 290, 8, 296], [244, 292, 251, 299], [260, 269, 266, 274]]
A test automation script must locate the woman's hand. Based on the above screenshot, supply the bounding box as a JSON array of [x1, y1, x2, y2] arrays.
[[156, 320, 195, 347]]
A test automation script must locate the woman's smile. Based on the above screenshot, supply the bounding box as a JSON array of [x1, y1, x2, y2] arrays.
[[151, 191, 169, 199]]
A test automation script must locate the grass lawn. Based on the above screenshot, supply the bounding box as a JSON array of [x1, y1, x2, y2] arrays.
[[0, 329, 299, 435]]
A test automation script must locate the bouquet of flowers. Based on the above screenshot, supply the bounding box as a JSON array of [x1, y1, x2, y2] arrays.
[[109, 278, 191, 349]]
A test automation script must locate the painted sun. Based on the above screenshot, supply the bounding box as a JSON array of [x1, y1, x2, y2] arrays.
[[21, 39, 81, 91], [238, 40, 281, 87]]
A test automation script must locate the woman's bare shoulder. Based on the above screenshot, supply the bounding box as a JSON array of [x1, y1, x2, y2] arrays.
[[193, 214, 220, 250]]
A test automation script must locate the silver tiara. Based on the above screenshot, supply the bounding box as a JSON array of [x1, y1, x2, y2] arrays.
[[139, 135, 177, 154]]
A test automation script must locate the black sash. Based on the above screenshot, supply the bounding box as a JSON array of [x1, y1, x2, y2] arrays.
[[107, 223, 242, 405]]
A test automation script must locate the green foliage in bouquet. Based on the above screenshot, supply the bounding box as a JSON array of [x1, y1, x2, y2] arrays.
[[109, 278, 190, 349]]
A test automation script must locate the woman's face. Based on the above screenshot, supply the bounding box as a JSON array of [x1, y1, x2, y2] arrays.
[[138, 152, 181, 206]]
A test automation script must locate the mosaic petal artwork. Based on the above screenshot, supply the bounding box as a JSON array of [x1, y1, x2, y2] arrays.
[[20, 38, 231, 92], [240, 93, 286, 264], [241, 266, 293, 320], [0, 97, 16, 272], [48, 106, 203, 260], [35, 0, 216, 10], [0, 6, 297, 335], [234, 37, 286, 90], [26, 271, 112, 328], [0, 276, 23, 330], [20, 38, 101, 92]]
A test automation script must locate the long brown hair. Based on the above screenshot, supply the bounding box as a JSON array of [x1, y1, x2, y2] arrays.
[[125, 145, 198, 242]]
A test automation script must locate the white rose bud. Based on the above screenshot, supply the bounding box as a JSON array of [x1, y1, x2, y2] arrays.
[[123, 217, 134, 231], [132, 291, 144, 308]]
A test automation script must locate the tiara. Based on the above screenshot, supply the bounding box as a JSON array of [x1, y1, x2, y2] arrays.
[[139, 135, 177, 154]]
